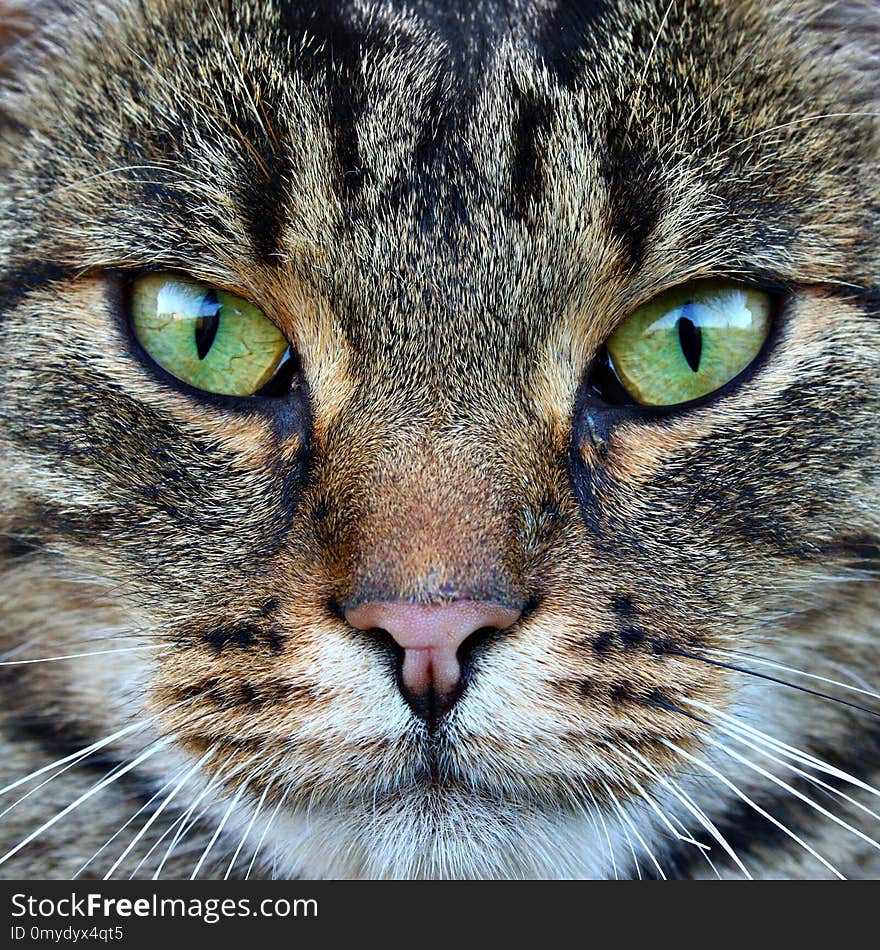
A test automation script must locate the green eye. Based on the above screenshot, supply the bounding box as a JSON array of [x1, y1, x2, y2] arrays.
[[130, 274, 290, 396], [605, 282, 772, 407]]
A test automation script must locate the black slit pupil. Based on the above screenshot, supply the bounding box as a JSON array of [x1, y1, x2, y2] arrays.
[[677, 305, 702, 373], [194, 291, 221, 360]]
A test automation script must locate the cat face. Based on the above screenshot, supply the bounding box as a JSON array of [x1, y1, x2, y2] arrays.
[[0, 0, 878, 878]]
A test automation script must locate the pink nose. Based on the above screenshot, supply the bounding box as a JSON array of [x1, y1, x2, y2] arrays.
[[345, 600, 522, 711]]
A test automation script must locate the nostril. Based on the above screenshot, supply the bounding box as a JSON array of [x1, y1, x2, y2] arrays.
[[359, 624, 404, 670], [456, 625, 508, 681]]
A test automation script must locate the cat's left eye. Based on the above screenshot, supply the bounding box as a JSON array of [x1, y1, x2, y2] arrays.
[[599, 281, 773, 407], [130, 273, 291, 397]]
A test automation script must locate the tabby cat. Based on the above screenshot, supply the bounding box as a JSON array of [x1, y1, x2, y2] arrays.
[[0, 0, 878, 880]]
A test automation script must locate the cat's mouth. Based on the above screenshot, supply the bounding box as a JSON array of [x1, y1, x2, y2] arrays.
[[178, 722, 686, 821]]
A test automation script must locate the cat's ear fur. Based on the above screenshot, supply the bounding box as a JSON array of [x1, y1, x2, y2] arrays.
[[0, 1, 35, 80], [0, 1, 121, 130], [0, 1, 41, 132], [800, 0, 880, 107]]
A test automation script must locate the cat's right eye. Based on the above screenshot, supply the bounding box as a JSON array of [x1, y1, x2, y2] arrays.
[[595, 281, 773, 408], [129, 273, 292, 397]]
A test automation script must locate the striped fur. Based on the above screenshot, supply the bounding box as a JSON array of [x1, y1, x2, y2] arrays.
[[0, 0, 878, 878]]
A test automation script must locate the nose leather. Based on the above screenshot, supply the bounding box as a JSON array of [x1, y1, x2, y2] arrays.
[[345, 600, 522, 702]]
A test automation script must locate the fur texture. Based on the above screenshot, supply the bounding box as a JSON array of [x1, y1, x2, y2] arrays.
[[0, 0, 878, 879]]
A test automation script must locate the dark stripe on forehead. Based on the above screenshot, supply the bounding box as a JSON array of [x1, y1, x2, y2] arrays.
[[273, 1, 382, 207], [506, 87, 554, 221], [223, 95, 293, 265], [600, 104, 665, 271], [534, 0, 609, 88], [404, 0, 508, 77]]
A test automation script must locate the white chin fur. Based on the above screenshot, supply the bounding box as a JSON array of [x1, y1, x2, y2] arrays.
[[250, 792, 626, 880]]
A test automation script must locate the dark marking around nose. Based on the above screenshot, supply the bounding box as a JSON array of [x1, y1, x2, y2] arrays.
[[204, 621, 285, 655], [610, 595, 647, 646]]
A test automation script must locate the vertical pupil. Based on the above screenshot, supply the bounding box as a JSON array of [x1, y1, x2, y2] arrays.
[[194, 291, 221, 361], [676, 304, 702, 373]]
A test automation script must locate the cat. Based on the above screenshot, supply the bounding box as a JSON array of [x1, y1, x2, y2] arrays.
[[0, 0, 877, 880]]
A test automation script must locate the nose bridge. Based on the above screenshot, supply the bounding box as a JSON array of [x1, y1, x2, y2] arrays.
[[342, 430, 524, 609]]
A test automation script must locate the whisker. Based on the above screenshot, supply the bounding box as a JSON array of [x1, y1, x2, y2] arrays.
[[0, 719, 157, 799], [131, 758, 239, 881], [245, 788, 289, 881], [620, 741, 752, 879], [601, 778, 666, 879], [189, 751, 279, 880], [54, 164, 174, 195], [0, 645, 162, 666], [72, 762, 190, 879], [656, 807, 721, 879], [151, 751, 263, 880], [0, 749, 134, 828], [223, 776, 276, 880], [655, 731, 843, 877], [673, 0, 831, 143], [629, 0, 677, 118], [703, 733, 880, 859], [716, 111, 880, 158], [706, 714, 880, 833], [610, 787, 641, 879], [103, 747, 215, 880], [0, 737, 173, 869], [710, 647, 880, 704], [128, 787, 217, 881], [130, 802, 211, 881], [586, 786, 618, 880], [615, 753, 712, 853], [683, 698, 880, 803], [664, 648, 880, 720]]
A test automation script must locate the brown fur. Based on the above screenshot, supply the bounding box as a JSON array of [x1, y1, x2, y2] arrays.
[[0, 0, 878, 878]]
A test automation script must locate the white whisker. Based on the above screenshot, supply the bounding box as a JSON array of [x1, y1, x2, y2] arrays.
[[103, 747, 214, 880], [711, 648, 880, 704], [615, 752, 712, 853], [0, 719, 156, 799], [660, 737, 844, 878], [245, 788, 289, 881], [708, 716, 880, 831], [601, 779, 666, 879], [190, 751, 278, 880], [224, 776, 276, 880], [586, 786, 618, 880], [0, 737, 173, 869], [621, 741, 752, 879], [151, 752, 264, 880], [705, 733, 880, 857], [73, 763, 190, 879], [684, 698, 880, 802], [0, 645, 162, 666]]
